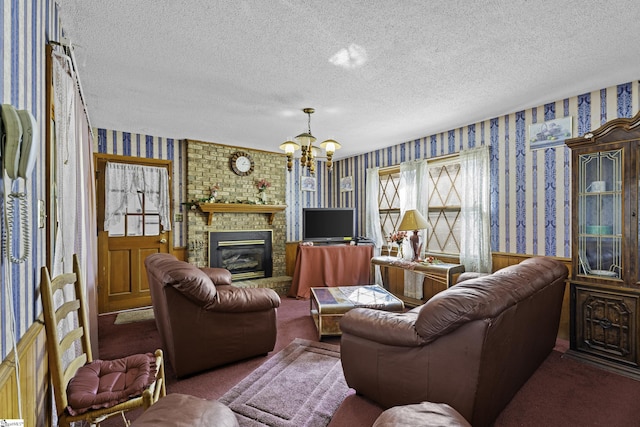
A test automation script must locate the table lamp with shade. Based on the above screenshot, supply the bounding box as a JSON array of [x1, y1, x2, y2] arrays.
[[398, 209, 429, 262]]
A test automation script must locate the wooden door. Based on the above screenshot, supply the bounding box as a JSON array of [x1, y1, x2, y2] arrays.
[[95, 154, 172, 313]]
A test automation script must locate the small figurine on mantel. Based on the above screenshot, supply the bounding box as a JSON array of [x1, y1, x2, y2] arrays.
[[208, 183, 221, 202]]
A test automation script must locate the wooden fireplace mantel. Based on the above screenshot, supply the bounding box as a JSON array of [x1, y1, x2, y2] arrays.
[[198, 203, 286, 226]]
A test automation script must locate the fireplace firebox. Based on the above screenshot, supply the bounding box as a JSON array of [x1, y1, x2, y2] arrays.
[[209, 230, 272, 280]]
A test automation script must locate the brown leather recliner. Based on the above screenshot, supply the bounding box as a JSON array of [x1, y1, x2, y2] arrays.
[[144, 253, 280, 378], [340, 257, 568, 427]]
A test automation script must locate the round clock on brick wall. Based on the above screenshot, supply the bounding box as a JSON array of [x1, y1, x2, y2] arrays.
[[230, 151, 254, 176]]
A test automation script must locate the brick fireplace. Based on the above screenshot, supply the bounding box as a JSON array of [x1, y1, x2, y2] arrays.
[[184, 140, 286, 280]]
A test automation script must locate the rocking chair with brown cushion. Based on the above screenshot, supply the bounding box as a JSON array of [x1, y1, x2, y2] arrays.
[[40, 254, 166, 427]]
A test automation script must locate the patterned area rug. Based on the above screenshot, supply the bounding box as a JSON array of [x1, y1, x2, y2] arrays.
[[219, 338, 350, 427], [114, 308, 155, 324]]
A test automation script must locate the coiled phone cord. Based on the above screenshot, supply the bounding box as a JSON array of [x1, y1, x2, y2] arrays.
[[5, 191, 30, 264], [2, 187, 24, 420]]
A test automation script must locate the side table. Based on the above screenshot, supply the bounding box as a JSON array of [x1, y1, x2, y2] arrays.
[[371, 256, 465, 306]]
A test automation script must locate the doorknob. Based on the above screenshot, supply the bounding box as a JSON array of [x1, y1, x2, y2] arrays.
[[159, 238, 167, 244]]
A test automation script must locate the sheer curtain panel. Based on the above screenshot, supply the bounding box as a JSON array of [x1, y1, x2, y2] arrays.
[[366, 168, 385, 285], [50, 48, 99, 424], [399, 160, 429, 299], [460, 146, 492, 273]]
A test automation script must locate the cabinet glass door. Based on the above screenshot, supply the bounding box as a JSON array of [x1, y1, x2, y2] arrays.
[[577, 149, 622, 278]]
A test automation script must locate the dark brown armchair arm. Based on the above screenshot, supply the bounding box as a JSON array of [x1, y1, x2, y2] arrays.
[[205, 285, 281, 313], [339, 308, 425, 347], [200, 267, 233, 285]]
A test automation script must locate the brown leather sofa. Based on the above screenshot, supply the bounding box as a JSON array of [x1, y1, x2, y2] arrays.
[[340, 257, 568, 427], [144, 253, 281, 378]]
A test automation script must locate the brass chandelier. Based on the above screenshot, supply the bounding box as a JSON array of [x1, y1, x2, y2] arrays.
[[279, 108, 341, 174]]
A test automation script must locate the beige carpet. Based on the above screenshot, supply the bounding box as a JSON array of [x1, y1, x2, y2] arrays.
[[219, 338, 350, 427], [114, 308, 155, 325]]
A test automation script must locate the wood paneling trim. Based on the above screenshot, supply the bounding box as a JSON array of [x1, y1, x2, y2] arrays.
[[173, 246, 187, 261], [0, 319, 49, 427]]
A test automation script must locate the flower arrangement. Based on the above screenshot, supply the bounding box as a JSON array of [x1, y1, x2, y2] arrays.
[[256, 178, 271, 192], [389, 230, 407, 245]]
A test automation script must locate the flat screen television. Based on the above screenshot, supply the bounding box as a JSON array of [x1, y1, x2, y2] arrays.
[[302, 208, 355, 243]]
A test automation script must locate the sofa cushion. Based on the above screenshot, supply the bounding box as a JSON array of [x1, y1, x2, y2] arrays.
[[145, 253, 217, 305], [415, 257, 567, 343], [66, 353, 157, 416]]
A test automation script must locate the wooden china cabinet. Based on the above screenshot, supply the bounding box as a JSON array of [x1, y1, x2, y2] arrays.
[[565, 111, 640, 379]]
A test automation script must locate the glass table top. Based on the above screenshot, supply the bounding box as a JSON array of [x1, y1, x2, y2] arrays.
[[311, 284, 403, 310]]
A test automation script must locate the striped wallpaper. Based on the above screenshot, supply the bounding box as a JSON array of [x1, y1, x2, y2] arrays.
[[1, 0, 59, 360]]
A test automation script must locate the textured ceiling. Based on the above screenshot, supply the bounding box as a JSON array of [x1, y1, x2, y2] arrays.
[[56, 0, 640, 159]]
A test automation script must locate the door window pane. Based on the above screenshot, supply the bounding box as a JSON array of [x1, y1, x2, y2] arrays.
[[107, 214, 125, 237], [144, 215, 160, 236], [144, 192, 160, 214], [127, 192, 143, 213], [127, 216, 143, 236]]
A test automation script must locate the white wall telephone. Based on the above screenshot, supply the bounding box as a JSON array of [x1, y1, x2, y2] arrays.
[[1, 104, 38, 263]]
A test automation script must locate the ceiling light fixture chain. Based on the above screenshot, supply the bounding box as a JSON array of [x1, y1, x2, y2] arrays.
[[279, 107, 341, 175], [305, 107, 313, 134]]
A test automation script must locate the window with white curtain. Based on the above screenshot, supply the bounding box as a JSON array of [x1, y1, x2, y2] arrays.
[[378, 155, 462, 256], [104, 162, 171, 237]]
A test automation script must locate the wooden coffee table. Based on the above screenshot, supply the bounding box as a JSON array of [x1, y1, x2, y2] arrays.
[[310, 284, 405, 339]]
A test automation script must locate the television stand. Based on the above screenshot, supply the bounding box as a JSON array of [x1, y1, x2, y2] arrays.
[[288, 244, 373, 299]]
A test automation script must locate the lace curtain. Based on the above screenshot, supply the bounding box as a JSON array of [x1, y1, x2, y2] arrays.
[[460, 146, 492, 273], [52, 52, 78, 277], [399, 159, 430, 257], [104, 162, 171, 232], [365, 167, 385, 285], [52, 51, 81, 371], [399, 160, 429, 299]]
